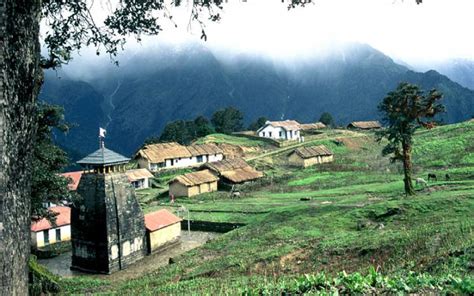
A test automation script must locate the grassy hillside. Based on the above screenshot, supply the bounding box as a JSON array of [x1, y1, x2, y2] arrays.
[[61, 122, 474, 295]]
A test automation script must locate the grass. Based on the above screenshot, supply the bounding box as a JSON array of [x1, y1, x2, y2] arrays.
[[59, 121, 474, 295]]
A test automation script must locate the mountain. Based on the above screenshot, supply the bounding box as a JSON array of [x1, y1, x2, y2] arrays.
[[40, 43, 474, 157], [417, 59, 474, 91]]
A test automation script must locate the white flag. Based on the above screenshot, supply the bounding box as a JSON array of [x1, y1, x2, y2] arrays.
[[99, 127, 106, 138]]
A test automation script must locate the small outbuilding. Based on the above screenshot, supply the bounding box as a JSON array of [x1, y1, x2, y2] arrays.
[[288, 145, 334, 168], [347, 121, 382, 130], [31, 206, 71, 249], [144, 209, 182, 254], [169, 170, 219, 197], [126, 168, 154, 189], [300, 122, 326, 132], [60, 171, 83, 191]]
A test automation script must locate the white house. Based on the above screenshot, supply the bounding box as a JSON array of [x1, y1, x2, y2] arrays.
[[31, 206, 71, 248], [257, 120, 301, 141], [126, 168, 154, 189], [135, 142, 224, 172]]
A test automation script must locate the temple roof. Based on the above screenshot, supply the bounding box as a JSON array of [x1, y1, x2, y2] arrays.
[[77, 147, 130, 166]]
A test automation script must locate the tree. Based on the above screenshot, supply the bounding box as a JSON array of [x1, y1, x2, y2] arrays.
[[248, 116, 268, 131], [211, 107, 244, 134], [0, 0, 426, 293], [319, 112, 334, 127], [193, 116, 215, 138], [31, 102, 75, 222], [377, 82, 444, 196]]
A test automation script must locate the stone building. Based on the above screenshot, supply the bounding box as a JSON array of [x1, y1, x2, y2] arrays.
[[71, 144, 147, 274], [288, 145, 334, 168]]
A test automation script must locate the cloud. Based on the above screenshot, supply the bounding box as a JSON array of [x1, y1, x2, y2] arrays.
[[44, 0, 474, 79]]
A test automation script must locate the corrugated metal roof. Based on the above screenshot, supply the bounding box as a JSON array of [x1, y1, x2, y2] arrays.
[[170, 170, 219, 187], [31, 206, 70, 232], [77, 147, 130, 165], [126, 168, 154, 182], [348, 121, 382, 129], [291, 145, 333, 159], [144, 209, 182, 232]]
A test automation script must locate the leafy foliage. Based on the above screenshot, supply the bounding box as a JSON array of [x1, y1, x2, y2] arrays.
[[248, 116, 268, 131], [319, 112, 334, 127], [31, 102, 75, 221], [211, 106, 244, 134]]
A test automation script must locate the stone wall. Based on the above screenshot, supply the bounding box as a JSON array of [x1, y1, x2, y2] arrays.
[[71, 172, 146, 274]]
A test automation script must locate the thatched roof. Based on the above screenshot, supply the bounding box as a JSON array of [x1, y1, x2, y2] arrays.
[[187, 143, 223, 156], [202, 158, 249, 174], [221, 167, 264, 183], [170, 170, 219, 187], [291, 145, 333, 159], [300, 122, 326, 130], [347, 121, 382, 129], [136, 143, 223, 163], [202, 158, 263, 183], [126, 168, 154, 182], [257, 120, 301, 132]]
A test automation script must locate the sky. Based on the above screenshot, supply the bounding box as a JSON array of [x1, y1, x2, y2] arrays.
[[44, 0, 474, 76]]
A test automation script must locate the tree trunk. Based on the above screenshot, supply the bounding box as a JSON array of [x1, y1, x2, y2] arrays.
[[0, 1, 42, 294], [402, 141, 415, 196]]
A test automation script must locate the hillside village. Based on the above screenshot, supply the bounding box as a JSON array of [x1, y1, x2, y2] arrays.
[[31, 117, 474, 294]]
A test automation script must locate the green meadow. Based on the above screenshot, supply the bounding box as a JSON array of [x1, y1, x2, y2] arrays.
[[60, 121, 474, 295]]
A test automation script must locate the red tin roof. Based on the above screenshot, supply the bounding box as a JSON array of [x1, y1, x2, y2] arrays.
[[144, 209, 182, 232]]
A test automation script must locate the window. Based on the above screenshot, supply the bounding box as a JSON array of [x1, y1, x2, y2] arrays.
[[279, 131, 282, 137], [43, 230, 49, 245], [269, 132, 272, 137], [170, 159, 174, 166], [197, 155, 203, 162], [262, 132, 265, 137], [56, 229, 61, 242]]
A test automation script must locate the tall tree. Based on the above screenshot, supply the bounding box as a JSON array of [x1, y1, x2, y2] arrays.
[[31, 102, 74, 222], [0, 0, 425, 293], [319, 112, 334, 127], [377, 82, 444, 196], [211, 107, 244, 134], [193, 116, 215, 138]]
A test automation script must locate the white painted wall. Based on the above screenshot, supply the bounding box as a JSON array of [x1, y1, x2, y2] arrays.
[[132, 178, 149, 189], [32, 225, 71, 248], [146, 153, 224, 171], [258, 125, 301, 141]]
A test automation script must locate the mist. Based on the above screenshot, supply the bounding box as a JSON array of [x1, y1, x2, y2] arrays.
[[42, 0, 474, 81]]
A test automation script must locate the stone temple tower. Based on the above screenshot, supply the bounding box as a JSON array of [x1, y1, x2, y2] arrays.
[[71, 141, 146, 274]]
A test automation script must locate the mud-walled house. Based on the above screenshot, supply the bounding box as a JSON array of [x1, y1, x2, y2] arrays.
[[71, 141, 147, 274], [288, 145, 334, 168], [31, 206, 71, 249], [347, 121, 382, 130], [126, 168, 154, 190], [144, 209, 182, 253], [169, 170, 219, 197]]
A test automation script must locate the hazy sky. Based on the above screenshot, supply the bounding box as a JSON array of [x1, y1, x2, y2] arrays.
[[45, 0, 474, 74]]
